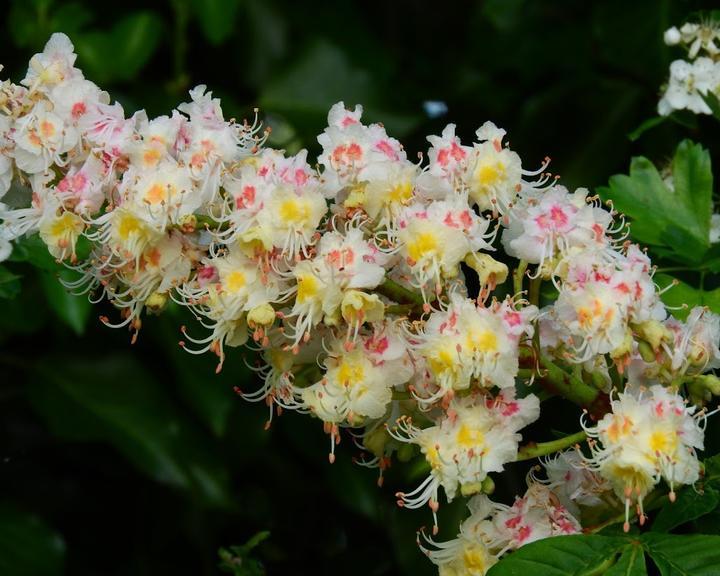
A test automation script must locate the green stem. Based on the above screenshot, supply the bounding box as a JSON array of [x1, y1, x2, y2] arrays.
[[377, 279, 425, 306], [516, 430, 587, 461], [513, 260, 528, 296], [517, 368, 535, 379], [528, 275, 541, 307], [385, 304, 414, 316], [539, 353, 600, 407]]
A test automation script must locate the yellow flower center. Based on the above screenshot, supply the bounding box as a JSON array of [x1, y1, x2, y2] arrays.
[[407, 231, 438, 262], [225, 271, 246, 293]]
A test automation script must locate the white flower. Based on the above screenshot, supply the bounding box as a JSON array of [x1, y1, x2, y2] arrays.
[[658, 58, 720, 116], [501, 186, 613, 270], [22, 33, 79, 93]]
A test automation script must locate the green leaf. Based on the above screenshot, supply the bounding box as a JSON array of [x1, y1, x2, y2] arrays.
[[75, 11, 163, 84], [259, 39, 421, 137], [700, 91, 720, 122], [27, 354, 232, 507], [192, 0, 241, 45], [0, 504, 65, 576], [643, 533, 720, 575], [152, 316, 235, 437], [482, 0, 526, 30], [653, 274, 720, 321], [39, 269, 92, 336], [7, 0, 54, 48], [486, 534, 627, 575], [652, 486, 720, 533], [9, 234, 59, 271], [0, 266, 22, 299], [598, 140, 713, 265], [606, 542, 647, 576]]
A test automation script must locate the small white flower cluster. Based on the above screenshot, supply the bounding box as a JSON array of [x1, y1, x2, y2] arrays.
[[659, 20, 720, 116], [2, 33, 719, 575]]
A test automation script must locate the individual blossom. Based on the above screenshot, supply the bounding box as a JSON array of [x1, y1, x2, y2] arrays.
[[395, 199, 493, 292], [548, 246, 666, 362], [176, 244, 282, 370], [540, 449, 612, 517], [317, 102, 406, 199], [301, 326, 414, 457], [421, 484, 580, 576], [416, 124, 472, 200], [413, 293, 537, 403], [491, 483, 581, 548], [419, 495, 509, 576], [241, 151, 327, 259], [99, 232, 193, 333], [501, 186, 615, 273], [21, 32, 80, 94], [658, 57, 720, 116], [664, 306, 720, 376]]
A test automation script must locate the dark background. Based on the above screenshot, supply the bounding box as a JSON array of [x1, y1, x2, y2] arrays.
[[1, 1, 719, 574]]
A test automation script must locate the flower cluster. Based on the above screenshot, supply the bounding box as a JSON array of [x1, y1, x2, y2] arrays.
[[2, 33, 719, 576], [584, 385, 706, 530], [421, 481, 581, 575], [659, 19, 720, 116]]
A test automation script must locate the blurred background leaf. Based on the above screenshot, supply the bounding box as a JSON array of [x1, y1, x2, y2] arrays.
[[0, 505, 65, 576]]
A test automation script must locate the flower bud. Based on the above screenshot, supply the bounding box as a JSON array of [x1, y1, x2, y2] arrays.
[[637, 339, 656, 363], [364, 427, 388, 459], [691, 374, 720, 396], [341, 290, 385, 325], [145, 292, 168, 314], [464, 252, 509, 286], [610, 331, 633, 359], [664, 26, 681, 45], [633, 320, 671, 351], [461, 481, 483, 496], [247, 303, 275, 327]]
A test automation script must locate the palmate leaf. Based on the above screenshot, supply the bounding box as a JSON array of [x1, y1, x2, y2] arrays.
[[604, 541, 647, 576], [598, 140, 713, 266], [485, 534, 628, 575], [487, 533, 720, 576], [642, 533, 720, 576]]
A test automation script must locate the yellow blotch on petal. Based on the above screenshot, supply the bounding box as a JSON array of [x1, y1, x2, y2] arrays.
[[406, 231, 439, 262], [224, 271, 246, 293]]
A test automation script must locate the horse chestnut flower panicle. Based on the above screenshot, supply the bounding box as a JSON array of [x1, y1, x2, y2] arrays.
[[1, 31, 718, 576]]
